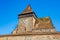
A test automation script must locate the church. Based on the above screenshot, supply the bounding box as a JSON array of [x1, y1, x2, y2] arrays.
[[0, 5, 60, 40]]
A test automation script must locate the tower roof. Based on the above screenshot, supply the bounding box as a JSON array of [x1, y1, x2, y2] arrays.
[[18, 5, 37, 18], [22, 5, 33, 14]]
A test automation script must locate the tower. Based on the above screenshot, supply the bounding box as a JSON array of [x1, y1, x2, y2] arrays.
[[12, 5, 37, 34]]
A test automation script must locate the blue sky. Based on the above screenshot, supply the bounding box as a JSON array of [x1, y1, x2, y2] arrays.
[[0, 0, 60, 35]]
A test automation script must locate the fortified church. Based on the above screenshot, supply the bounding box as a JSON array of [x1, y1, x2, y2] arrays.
[[0, 5, 60, 40]]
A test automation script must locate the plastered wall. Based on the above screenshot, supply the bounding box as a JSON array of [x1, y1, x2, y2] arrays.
[[0, 35, 60, 40]]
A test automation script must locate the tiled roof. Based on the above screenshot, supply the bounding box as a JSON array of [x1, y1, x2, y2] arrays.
[[34, 17, 55, 29]]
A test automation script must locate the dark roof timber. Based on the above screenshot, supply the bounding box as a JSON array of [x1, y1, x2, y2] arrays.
[[18, 12, 38, 18]]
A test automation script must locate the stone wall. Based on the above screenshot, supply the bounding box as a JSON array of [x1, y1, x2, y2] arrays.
[[0, 35, 60, 40], [12, 17, 36, 34]]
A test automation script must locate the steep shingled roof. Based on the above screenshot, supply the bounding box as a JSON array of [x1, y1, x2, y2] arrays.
[[22, 5, 33, 14]]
